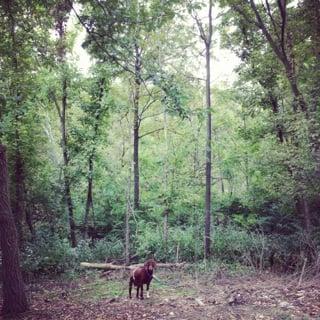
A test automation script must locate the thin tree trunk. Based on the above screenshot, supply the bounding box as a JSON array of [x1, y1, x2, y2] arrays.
[[125, 167, 132, 265], [269, 93, 284, 143], [302, 197, 311, 233], [61, 77, 77, 247], [163, 209, 169, 261], [295, 196, 312, 234], [83, 154, 94, 238], [25, 199, 35, 239], [0, 145, 29, 315], [203, 1, 213, 259], [193, 0, 213, 259], [163, 107, 169, 261], [133, 44, 141, 211], [220, 177, 225, 194], [83, 77, 105, 238], [125, 198, 131, 265], [204, 39, 212, 259], [53, 1, 76, 247]]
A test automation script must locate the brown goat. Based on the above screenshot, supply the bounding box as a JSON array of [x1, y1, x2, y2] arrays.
[[129, 259, 156, 299]]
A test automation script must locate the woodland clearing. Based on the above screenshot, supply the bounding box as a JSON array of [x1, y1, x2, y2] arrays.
[[2, 269, 320, 320]]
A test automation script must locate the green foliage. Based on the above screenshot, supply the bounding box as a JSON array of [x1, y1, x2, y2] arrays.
[[134, 223, 202, 262], [22, 232, 77, 274], [1, 0, 320, 278], [91, 238, 124, 262]]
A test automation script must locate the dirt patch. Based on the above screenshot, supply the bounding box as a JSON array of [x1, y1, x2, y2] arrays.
[[1, 270, 320, 320]]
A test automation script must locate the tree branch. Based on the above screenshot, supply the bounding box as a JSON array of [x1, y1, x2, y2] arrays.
[[139, 127, 164, 139]]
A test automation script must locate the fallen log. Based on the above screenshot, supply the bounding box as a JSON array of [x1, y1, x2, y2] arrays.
[[80, 262, 188, 270]]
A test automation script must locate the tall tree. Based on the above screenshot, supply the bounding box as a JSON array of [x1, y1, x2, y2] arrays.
[[75, 0, 180, 212], [52, 0, 77, 247], [1, 0, 27, 244], [78, 65, 112, 238], [219, 0, 320, 233], [0, 145, 28, 315], [190, 0, 214, 259], [0, 0, 54, 243]]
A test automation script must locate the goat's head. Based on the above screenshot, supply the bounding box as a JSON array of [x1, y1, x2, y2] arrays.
[[144, 259, 156, 273]]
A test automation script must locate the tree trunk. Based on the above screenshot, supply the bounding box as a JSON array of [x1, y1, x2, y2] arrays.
[[163, 209, 169, 261], [125, 197, 131, 265], [269, 93, 284, 143], [25, 202, 35, 239], [61, 77, 77, 247], [125, 167, 132, 265], [0, 145, 29, 315], [296, 196, 312, 234], [302, 197, 311, 234], [83, 154, 94, 238], [83, 77, 105, 238], [6, 0, 26, 246], [133, 44, 141, 211], [204, 0, 214, 259], [12, 146, 25, 245], [53, 1, 76, 247], [193, 0, 213, 260], [163, 108, 169, 261], [204, 39, 212, 259]]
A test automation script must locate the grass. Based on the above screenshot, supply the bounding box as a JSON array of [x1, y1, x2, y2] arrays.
[[69, 272, 197, 303], [73, 276, 127, 302], [152, 279, 196, 298]]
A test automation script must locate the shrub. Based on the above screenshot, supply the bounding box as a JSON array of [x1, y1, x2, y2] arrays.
[[134, 222, 203, 262], [22, 234, 76, 274], [91, 238, 124, 261], [213, 225, 270, 267]]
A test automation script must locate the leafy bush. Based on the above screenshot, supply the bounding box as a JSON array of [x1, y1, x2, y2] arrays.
[[22, 233, 77, 274], [91, 238, 124, 261], [134, 222, 271, 264], [213, 225, 270, 268], [134, 222, 202, 262], [22, 234, 126, 274], [75, 240, 94, 263]]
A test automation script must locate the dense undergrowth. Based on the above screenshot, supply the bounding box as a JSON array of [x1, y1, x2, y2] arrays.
[[21, 220, 320, 276]]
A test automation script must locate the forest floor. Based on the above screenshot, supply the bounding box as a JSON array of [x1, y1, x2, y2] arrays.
[[2, 267, 320, 320]]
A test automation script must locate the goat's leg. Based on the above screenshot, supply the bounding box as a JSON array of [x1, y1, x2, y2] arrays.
[[136, 286, 139, 299], [129, 278, 133, 299], [146, 282, 150, 298], [140, 284, 144, 300]]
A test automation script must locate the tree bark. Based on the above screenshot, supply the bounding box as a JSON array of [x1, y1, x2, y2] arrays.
[[25, 203, 35, 239], [83, 77, 105, 238], [12, 147, 25, 245], [83, 154, 94, 238], [0, 145, 29, 315], [133, 44, 141, 211], [125, 193, 131, 265], [302, 197, 311, 233], [246, 0, 308, 113], [163, 108, 169, 261], [269, 93, 284, 143], [53, 1, 76, 247], [204, 40, 212, 259], [5, 0, 26, 245], [203, 0, 213, 260], [61, 77, 77, 248], [125, 164, 133, 265]]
